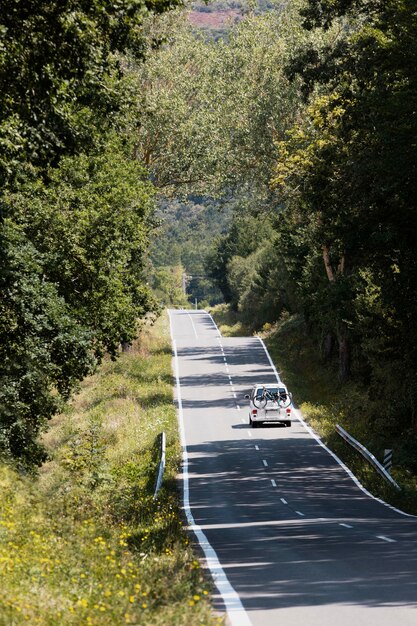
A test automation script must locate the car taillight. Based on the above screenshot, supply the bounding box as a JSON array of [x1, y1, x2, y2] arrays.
[[252, 409, 257, 415], [286, 408, 291, 414]]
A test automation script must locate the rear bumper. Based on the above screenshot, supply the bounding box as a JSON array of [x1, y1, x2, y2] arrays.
[[251, 411, 292, 423]]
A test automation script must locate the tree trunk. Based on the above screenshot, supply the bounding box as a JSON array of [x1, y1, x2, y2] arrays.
[[321, 245, 350, 379], [337, 254, 345, 275], [338, 333, 350, 383], [323, 332, 334, 360], [322, 245, 335, 282]]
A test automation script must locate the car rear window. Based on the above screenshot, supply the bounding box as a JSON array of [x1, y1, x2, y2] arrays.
[[255, 387, 287, 398]]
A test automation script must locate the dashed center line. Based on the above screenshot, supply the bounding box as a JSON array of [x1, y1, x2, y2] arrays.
[[271, 479, 277, 487], [255, 445, 259, 451], [188, 314, 198, 338], [296, 511, 305, 517], [280, 498, 288, 504], [262, 459, 268, 467], [340, 523, 353, 529]]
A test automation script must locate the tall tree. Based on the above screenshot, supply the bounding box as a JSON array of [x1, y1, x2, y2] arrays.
[[130, 1, 308, 197], [274, 0, 417, 417], [0, 0, 181, 187], [0, 0, 180, 464]]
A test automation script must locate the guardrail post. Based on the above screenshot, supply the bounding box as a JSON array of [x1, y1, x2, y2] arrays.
[[383, 449, 393, 474], [153, 432, 166, 499]]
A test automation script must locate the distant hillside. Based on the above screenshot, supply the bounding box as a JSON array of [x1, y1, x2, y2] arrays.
[[188, 0, 278, 38], [188, 8, 241, 30]]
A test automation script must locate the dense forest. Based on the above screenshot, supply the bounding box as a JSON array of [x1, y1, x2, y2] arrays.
[[1, 0, 417, 467], [0, 0, 182, 465]]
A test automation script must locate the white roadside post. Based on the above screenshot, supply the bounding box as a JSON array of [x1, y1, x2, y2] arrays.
[[153, 432, 166, 499], [383, 449, 393, 474]]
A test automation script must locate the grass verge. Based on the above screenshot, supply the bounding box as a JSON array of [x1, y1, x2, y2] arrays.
[[210, 305, 417, 516], [0, 313, 221, 626]]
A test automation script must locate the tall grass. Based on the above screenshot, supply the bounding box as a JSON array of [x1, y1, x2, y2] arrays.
[[0, 314, 222, 625]]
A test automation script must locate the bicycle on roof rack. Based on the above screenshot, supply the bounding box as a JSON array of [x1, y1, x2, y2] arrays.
[[252, 386, 292, 409]]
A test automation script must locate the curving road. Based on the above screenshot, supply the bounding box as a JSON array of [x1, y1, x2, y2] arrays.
[[169, 309, 417, 626]]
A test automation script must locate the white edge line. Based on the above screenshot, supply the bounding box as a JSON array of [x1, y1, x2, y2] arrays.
[[292, 406, 417, 518], [258, 334, 417, 519], [377, 535, 396, 543], [256, 336, 281, 382], [206, 311, 222, 338], [168, 310, 252, 626]]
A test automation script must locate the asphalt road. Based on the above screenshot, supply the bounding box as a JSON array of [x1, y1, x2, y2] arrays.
[[169, 309, 417, 626]]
